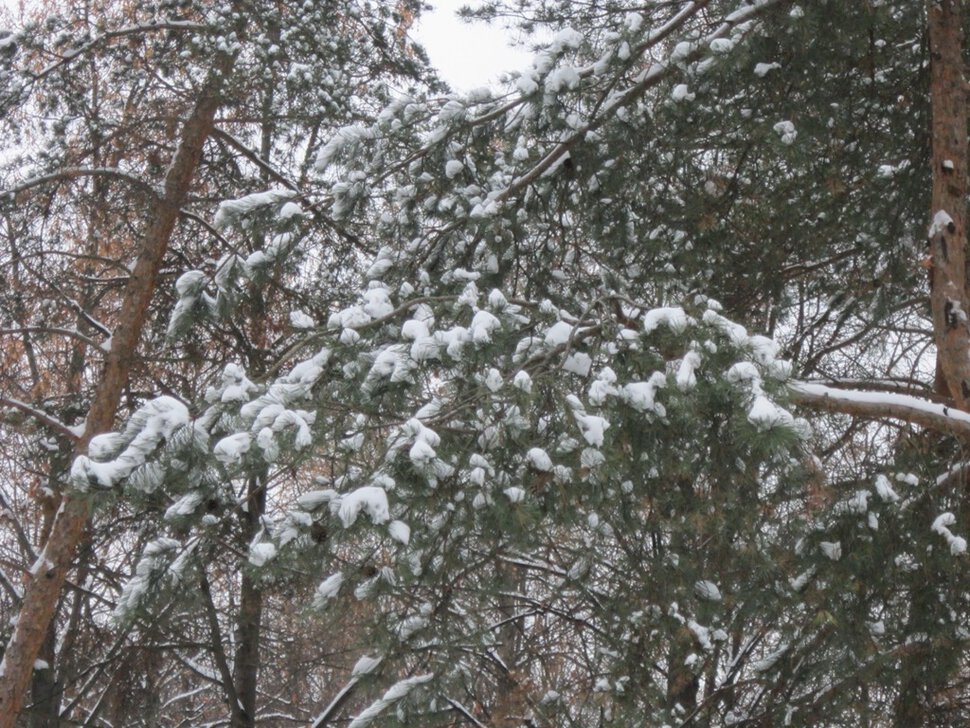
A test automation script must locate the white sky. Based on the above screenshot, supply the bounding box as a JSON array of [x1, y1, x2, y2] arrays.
[[413, 0, 534, 90], [0, 0, 531, 91]]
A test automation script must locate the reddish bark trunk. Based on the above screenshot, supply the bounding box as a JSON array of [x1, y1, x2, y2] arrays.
[[893, 3, 968, 724], [927, 0, 970, 410], [0, 56, 234, 727]]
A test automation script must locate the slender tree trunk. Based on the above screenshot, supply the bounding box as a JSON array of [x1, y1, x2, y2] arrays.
[[26, 622, 58, 728], [0, 54, 235, 727], [926, 0, 970, 408], [233, 475, 267, 728]]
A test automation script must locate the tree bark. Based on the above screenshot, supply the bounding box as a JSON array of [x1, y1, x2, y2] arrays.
[[0, 54, 235, 727], [926, 0, 970, 409], [26, 622, 58, 728], [232, 475, 267, 728], [892, 4, 969, 724]]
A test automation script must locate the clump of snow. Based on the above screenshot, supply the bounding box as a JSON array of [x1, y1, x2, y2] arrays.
[[470, 309, 501, 344], [164, 492, 203, 521], [115, 538, 183, 617], [388, 520, 410, 545], [620, 373, 667, 416], [671, 84, 695, 103], [512, 370, 533, 392], [773, 120, 797, 145], [504, 487, 526, 503], [874, 474, 899, 503], [214, 188, 294, 228], [290, 310, 315, 329], [544, 320, 574, 347], [347, 673, 434, 728], [314, 572, 344, 606], [747, 395, 796, 431], [754, 62, 780, 77], [588, 367, 617, 405], [279, 201, 302, 220], [676, 351, 701, 390], [567, 396, 610, 446], [694, 580, 722, 602], [445, 159, 464, 178], [563, 352, 592, 377], [930, 209, 955, 238], [932, 513, 967, 555], [819, 541, 842, 561], [751, 644, 788, 673], [214, 432, 252, 465], [71, 397, 189, 490], [336, 486, 390, 528], [643, 307, 690, 334], [249, 542, 277, 567], [213, 363, 258, 404], [670, 40, 696, 64], [352, 655, 383, 676], [527, 447, 553, 471]]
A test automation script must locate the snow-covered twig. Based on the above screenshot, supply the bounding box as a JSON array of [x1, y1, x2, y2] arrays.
[[0, 395, 79, 441], [0, 167, 158, 199]]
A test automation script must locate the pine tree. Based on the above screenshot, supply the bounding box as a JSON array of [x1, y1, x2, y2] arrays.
[[4, 0, 970, 726]]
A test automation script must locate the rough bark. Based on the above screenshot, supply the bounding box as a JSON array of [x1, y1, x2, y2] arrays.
[[0, 54, 235, 727], [892, 3, 969, 724], [926, 0, 970, 409]]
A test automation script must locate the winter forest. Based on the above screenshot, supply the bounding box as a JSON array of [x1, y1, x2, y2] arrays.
[[2, 0, 970, 725]]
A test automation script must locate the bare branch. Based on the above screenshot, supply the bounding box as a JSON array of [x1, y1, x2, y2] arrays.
[[790, 381, 970, 439], [1, 167, 158, 200]]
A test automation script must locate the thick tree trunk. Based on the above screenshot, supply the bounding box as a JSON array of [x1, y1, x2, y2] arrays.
[[926, 0, 970, 409], [893, 3, 969, 724], [0, 55, 235, 727]]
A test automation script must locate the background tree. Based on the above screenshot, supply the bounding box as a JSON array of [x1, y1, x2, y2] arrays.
[[0, 0, 431, 724]]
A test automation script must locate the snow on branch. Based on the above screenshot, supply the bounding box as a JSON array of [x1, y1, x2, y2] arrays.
[[346, 673, 433, 728], [791, 381, 970, 438], [0, 395, 79, 441], [32, 21, 208, 81], [70, 396, 189, 490], [499, 0, 790, 201], [0, 167, 159, 199]]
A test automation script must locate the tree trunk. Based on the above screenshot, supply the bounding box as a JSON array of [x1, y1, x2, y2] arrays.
[[927, 0, 970, 408], [893, 8, 970, 724], [0, 54, 235, 727], [26, 622, 59, 728], [232, 475, 267, 728]]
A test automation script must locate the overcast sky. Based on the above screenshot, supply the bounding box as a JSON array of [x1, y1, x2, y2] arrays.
[[412, 0, 533, 90]]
